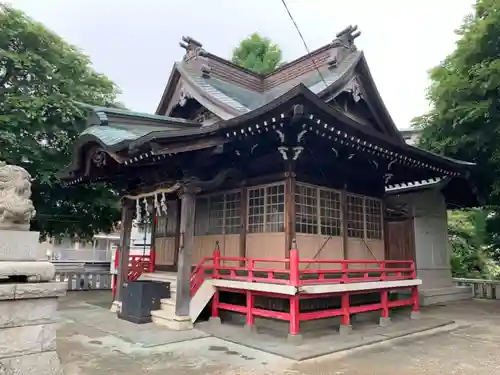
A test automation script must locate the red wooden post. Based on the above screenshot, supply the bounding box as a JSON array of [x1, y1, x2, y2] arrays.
[[340, 293, 351, 330], [246, 291, 255, 328], [412, 286, 420, 312], [289, 239, 299, 286], [381, 290, 389, 318], [213, 242, 221, 279], [289, 295, 300, 336], [211, 290, 220, 318]]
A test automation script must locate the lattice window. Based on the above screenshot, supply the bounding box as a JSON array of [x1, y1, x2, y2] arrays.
[[365, 198, 382, 239], [195, 192, 241, 235], [319, 189, 341, 236], [295, 184, 318, 234], [347, 194, 364, 238], [248, 187, 265, 233], [248, 183, 285, 233], [208, 194, 225, 235], [225, 191, 241, 234], [266, 184, 285, 232]]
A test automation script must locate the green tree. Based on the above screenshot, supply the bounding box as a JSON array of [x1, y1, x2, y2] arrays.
[[0, 4, 121, 239], [413, 0, 500, 266], [414, 0, 500, 203], [232, 33, 283, 74]]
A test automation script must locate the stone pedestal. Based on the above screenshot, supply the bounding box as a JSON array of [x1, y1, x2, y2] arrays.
[[0, 282, 66, 374]]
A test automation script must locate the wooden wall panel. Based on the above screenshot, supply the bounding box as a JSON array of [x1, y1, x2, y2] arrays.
[[246, 233, 286, 269], [155, 237, 176, 265]]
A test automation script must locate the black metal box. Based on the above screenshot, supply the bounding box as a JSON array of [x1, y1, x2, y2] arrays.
[[118, 280, 170, 324]]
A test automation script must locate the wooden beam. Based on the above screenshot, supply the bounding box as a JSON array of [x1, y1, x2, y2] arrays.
[[175, 189, 196, 317], [115, 200, 134, 304], [173, 198, 181, 268], [284, 162, 296, 259], [341, 189, 349, 260], [239, 185, 248, 263]]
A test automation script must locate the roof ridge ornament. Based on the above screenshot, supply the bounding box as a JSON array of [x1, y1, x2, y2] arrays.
[[332, 25, 361, 51], [179, 36, 206, 62], [328, 25, 361, 70]]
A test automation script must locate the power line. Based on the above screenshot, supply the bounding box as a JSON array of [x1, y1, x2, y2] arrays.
[[280, 0, 328, 88]]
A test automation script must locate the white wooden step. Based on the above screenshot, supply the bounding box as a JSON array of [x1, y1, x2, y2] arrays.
[[139, 272, 178, 283], [160, 298, 176, 315], [150, 310, 193, 330]]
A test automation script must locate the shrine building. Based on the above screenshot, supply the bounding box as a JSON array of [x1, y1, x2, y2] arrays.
[[60, 26, 479, 336]]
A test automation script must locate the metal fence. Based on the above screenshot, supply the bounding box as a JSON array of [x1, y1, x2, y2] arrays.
[[453, 278, 500, 299], [55, 271, 112, 291]]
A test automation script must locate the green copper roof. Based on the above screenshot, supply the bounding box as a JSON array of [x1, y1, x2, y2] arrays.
[[81, 125, 154, 146], [78, 105, 201, 147]]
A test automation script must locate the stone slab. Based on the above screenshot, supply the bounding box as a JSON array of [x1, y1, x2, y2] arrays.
[[0, 230, 42, 261], [0, 298, 58, 328], [60, 308, 209, 348], [0, 322, 57, 359], [0, 282, 66, 301], [198, 317, 456, 361], [0, 351, 62, 375], [0, 261, 55, 281]]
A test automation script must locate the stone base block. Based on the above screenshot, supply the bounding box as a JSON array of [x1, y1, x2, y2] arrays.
[[0, 230, 42, 261], [0, 281, 66, 375], [287, 333, 303, 344], [151, 311, 193, 330], [339, 324, 352, 335], [0, 281, 66, 301], [208, 316, 222, 326], [379, 316, 392, 327], [0, 261, 55, 281], [411, 311, 421, 320], [110, 300, 122, 313], [244, 323, 257, 333], [420, 286, 473, 306], [0, 350, 63, 375]]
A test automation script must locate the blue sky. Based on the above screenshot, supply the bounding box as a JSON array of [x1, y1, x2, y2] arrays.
[[8, 0, 475, 128]]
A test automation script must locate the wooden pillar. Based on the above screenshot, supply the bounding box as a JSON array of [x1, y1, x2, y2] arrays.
[[115, 200, 134, 303], [341, 189, 349, 260], [239, 185, 248, 261], [173, 198, 182, 268], [175, 189, 196, 317], [284, 162, 296, 259]]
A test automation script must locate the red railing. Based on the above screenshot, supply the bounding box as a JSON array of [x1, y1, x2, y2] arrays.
[[114, 247, 156, 282], [193, 247, 420, 338], [189, 247, 416, 293]]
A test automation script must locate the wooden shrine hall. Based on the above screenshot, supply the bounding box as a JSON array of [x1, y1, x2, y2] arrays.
[[59, 26, 478, 336]]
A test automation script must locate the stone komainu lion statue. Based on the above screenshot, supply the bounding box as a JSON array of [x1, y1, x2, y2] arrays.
[[0, 161, 36, 230]]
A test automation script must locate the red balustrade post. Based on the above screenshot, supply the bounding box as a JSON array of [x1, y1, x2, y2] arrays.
[[248, 259, 254, 282], [289, 239, 299, 286], [341, 261, 348, 283], [213, 245, 221, 279]]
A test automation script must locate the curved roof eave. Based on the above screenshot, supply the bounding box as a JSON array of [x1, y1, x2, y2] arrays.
[[58, 133, 131, 179]]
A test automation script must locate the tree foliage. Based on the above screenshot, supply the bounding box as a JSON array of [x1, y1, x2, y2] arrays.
[[414, 0, 500, 268], [0, 4, 121, 239], [231, 33, 283, 74], [414, 0, 500, 204]]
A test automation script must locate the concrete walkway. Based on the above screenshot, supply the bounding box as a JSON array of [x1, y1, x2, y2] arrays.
[[57, 292, 500, 375]]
